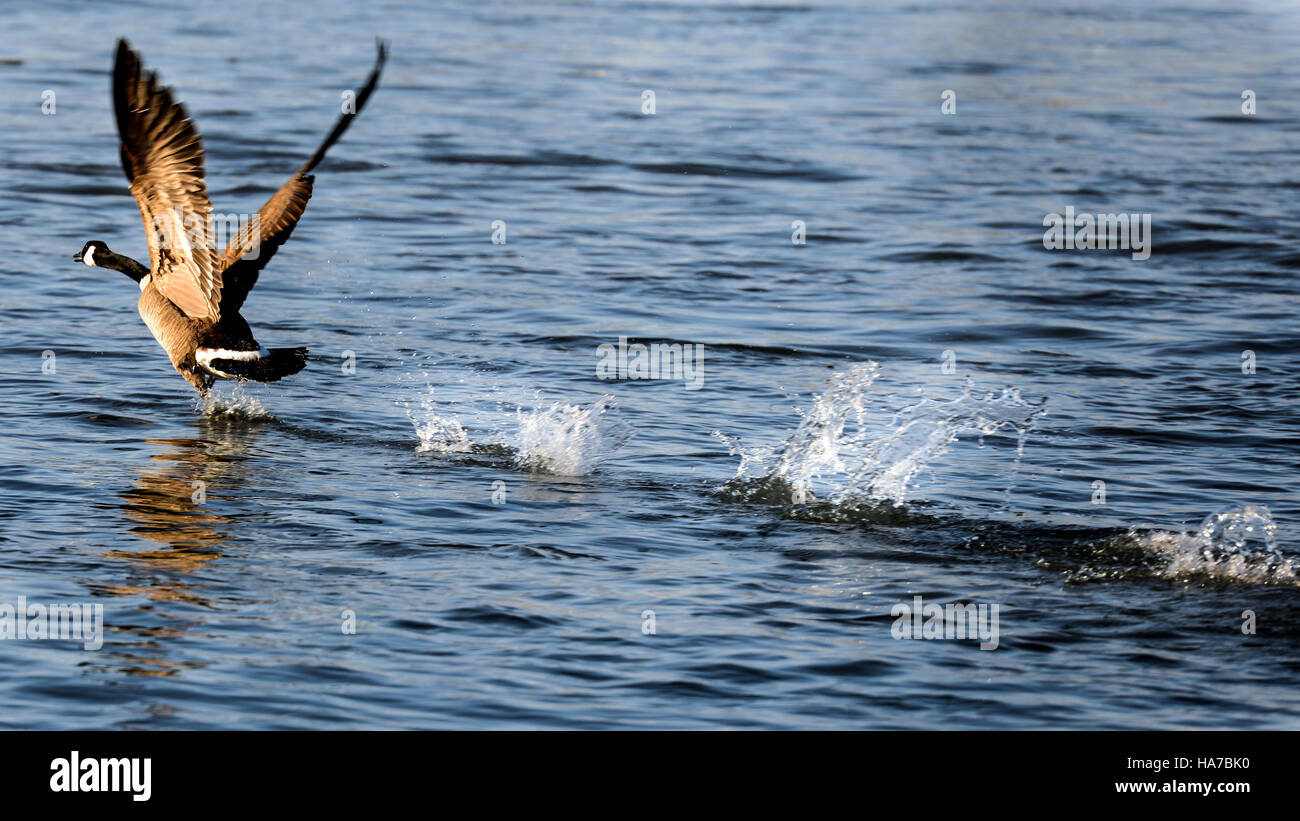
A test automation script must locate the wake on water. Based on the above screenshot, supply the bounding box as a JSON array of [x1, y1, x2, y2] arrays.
[[398, 360, 1292, 584], [713, 361, 1294, 586], [1119, 505, 1296, 585]]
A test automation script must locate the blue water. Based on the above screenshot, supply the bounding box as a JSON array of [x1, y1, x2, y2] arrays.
[[1, 0, 1299, 729]]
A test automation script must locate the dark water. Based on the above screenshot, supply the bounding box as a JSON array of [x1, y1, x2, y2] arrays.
[[1, 0, 1298, 729]]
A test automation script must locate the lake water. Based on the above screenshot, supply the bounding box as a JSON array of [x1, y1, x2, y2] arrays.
[[1, 0, 1298, 729]]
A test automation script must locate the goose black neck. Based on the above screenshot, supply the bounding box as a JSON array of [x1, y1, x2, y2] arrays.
[[99, 251, 149, 282]]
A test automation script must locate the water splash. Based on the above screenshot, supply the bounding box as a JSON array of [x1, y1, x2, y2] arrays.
[[718, 362, 879, 504], [718, 361, 1044, 508], [515, 395, 633, 476], [406, 387, 475, 454], [1135, 504, 1296, 584], [195, 383, 276, 422], [405, 383, 632, 476], [842, 382, 1042, 506]]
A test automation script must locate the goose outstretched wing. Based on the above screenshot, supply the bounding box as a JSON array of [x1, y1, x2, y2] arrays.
[[114, 39, 221, 320]]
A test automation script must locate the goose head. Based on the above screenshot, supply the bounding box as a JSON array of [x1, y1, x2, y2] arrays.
[[73, 240, 109, 266], [74, 241, 149, 286]]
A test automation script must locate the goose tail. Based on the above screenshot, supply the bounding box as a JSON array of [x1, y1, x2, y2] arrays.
[[209, 348, 309, 383]]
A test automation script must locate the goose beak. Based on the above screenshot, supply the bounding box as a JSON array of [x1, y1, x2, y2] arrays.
[[72, 250, 83, 262]]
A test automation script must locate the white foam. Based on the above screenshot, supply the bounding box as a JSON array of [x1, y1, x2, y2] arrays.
[[195, 382, 276, 421], [1135, 504, 1296, 584], [514, 395, 632, 476], [408, 394, 474, 453], [405, 382, 632, 476]]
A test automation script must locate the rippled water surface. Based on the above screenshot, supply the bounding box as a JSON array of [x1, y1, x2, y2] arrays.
[[1, 0, 1299, 729]]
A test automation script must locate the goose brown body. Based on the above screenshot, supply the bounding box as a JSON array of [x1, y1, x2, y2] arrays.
[[136, 285, 262, 394]]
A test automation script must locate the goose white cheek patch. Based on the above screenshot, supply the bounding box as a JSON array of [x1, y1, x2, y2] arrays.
[[82, 246, 96, 266]]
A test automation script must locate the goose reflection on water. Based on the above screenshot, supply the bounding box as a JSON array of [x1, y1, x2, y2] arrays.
[[95, 416, 268, 677]]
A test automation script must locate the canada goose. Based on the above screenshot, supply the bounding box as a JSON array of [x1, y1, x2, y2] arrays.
[[75, 38, 387, 396]]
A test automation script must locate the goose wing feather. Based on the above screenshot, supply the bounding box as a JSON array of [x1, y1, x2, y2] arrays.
[[114, 39, 221, 320]]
